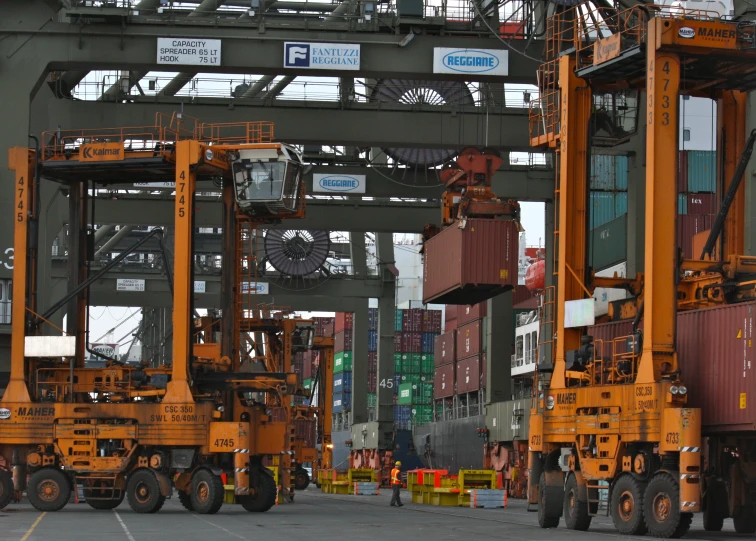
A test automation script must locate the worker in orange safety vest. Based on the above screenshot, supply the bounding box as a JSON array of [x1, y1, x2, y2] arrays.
[[390, 461, 404, 507]]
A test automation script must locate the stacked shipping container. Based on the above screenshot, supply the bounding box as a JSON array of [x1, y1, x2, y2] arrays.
[[678, 150, 717, 259]]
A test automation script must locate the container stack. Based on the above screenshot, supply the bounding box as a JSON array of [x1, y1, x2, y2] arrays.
[[434, 303, 488, 421], [677, 150, 717, 259], [367, 308, 378, 410], [588, 155, 629, 272], [333, 312, 354, 415], [394, 308, 442, 428]]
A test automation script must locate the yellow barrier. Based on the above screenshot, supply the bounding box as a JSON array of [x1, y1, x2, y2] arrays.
[[223, 466, 283, 504], [318, 468, 378, 494], [407, 469, 499, 507]]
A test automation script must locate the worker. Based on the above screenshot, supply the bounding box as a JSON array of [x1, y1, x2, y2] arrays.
[[390, 461, 404, 507]]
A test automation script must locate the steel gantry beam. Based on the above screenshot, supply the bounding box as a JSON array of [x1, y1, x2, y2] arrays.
[[48, 99, 532, 150]]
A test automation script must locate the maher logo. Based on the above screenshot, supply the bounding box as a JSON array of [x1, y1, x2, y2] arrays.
[[678, 27, 695, 39], [0, 408, 10, 420]]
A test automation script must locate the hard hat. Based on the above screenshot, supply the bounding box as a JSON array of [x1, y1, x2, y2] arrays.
[[395, 461, 402, 467]]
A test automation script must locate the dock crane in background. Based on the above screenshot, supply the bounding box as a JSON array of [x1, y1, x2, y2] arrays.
[[0, 114, 310, 514]]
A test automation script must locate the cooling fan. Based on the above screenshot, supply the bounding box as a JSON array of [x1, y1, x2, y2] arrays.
[[262, 230, 333, 290]]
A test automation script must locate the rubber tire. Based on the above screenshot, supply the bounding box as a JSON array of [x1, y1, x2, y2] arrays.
[[178, 490, 194, 511], [734, 507, 756, 534], [27, 469, 71, 512], [702, 482, 725, 532], [611, 475, 647, 536], [294, 469, 310, 491], [127, 469, 165, 514], [563, 473, 592, 531], [0, 469, 13, 510], [643, 473, 691, 538], [190, 469, 224, 515], [537, 471, 560, 528], [239, 471, 277, 513]]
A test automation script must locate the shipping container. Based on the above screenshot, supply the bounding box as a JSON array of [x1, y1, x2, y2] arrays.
[[368, 351, 377, 372], [687, 150, 717, 193], [422, 310, 443, 333], [334, 330, 353, 354], [678, 193, 687, 215], [588, 213, 627, 272], [421, 332, 436, 354], [457, 320, 483, 359], [589, 191, 628, 229], [434, 363, 456, 398], [394, 405, 412, 424], [401, 332, 423, 353], [445, 305, 458, 330], [686, 192, 717, 216], [436, 330, 457, 368], [394, 374, 402, 393], [368, 371, 377, 393], [459, 303, 487, 326], [398, 383, 413, 405], [395, 309, 405, 332], [314, 317, 335, 337], [590, 154, 629, 191], [678, 150, 688, 193], [368, 308, 378, 331], [420, 353, 435, 374], [411, 405, 434, 425], [678, 214, 713, 259], [334, 351, 353, 373], [333, 391, 352, 413], [401, 373, 424, 385], [393, 353, 402, 372], [394, 332, 403, 351], [456, 355, 482, 394], [593, 262, 629, 317], [423, 218, 519, 305], [408, 353, 422, 373], [303, 351, 317, 380], [333, 371, 352, 393], [303, 378, 313, 390], [335, 312, 354, 334], [412, 383, 433, 405], [295, 418, 316, 448], [367, 330, 378, 352]]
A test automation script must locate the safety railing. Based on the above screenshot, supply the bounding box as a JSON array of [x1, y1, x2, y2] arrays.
[[584, 335, 639, 386], [194, 121, 275, 145]]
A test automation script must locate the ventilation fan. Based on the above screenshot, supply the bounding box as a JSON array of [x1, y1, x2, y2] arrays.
[[264, 230, 330, 277]]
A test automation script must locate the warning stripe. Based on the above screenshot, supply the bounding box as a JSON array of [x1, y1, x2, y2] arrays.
[[232, 449, 250, 454], [235, 468, 249, 473], [680, 473, 700, 479], [679, 447, 700, 452]]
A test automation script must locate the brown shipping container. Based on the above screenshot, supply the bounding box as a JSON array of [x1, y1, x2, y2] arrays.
[[334, 330, 353, 353], [678, 214, 713, 259], [459, 303, 488, 326], [368, 351, 377, 372], [335, 312, 354, 334], [457, 320, 482, 359], [589, 304, 756, 433], [295, 418, 316, 448], [401, 332, 423, 353], [678, 150, 688, 194], [408, 309, 425, 333], [368, 371, 377, 393], [394, 332, 403, 351], [456, 355, 481, 394], [434, 331, 457, 366], [422, 310, 443, 333], [423, 218, 519, 305], [686, 193, 717, 216], [434, 363, 456, 398]]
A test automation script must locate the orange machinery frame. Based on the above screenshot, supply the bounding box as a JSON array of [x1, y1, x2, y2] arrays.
[[522, 6, 756, 537], [0, 115, 305, 513]]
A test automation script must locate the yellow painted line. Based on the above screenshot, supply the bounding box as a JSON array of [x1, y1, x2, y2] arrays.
[[20, 512, 46, 541]]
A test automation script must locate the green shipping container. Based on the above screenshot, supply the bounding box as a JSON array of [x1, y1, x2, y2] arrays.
[[411, 405, 434, 425], [678, 193, 688, 215], [687, 150, 716, 193], [398, 383, 413, 405], [334, 351, 353, 373], [367, 393, 376, 407], [589, 191, 628, 229], [303, 378, 313, 390], [400, 374, 422, 385], [420, 354, 434, 374], [408, 353, 422, 374], [590, 155, 629, 191], [411, 383, 433, 405], [588, 213, 627, 272], [394, 353, 403, 372]]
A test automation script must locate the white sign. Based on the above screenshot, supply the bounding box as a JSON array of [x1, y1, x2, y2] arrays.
[[313, 173, 367, 194], [157, 38, 221, 66], [433, 48, 508, 76], [0, 408, 10, 420], [194, 281, 206, 293], [241, 281, 270, 294], [283, 42, 360, 70], [117, 279, 145, 292], [134, 182, 175, 189], [563, 298, 596, 328]]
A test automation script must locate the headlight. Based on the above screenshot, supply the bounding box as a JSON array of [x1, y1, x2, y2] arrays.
[[205, 149, 214, 161], [670, 386, 679, 395], [678, 385, 687, 395]]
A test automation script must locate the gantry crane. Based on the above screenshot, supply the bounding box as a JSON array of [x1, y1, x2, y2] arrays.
[[521, 5, 756, 537], [0, 114, 309, 514]]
